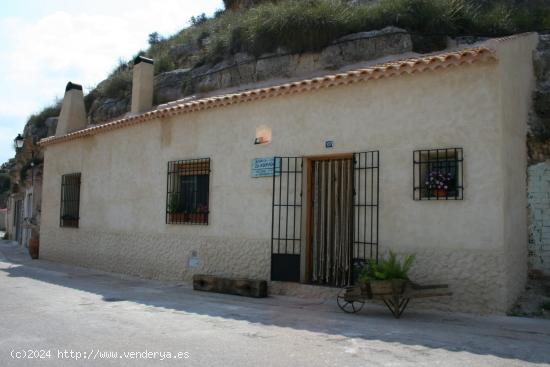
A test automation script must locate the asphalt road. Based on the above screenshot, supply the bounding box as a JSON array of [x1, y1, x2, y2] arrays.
[[0, 241, 549, 367]]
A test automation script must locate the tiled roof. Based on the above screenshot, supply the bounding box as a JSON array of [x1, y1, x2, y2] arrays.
[[39, 46, 497, 147]]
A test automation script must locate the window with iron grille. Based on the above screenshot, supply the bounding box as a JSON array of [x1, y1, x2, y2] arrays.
[[166, 158, 210, 225], [413, 148, 463, 200], [60, 173, 81, 227]]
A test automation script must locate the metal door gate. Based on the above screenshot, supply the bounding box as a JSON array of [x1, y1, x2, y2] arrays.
[[352, 151, 380, 275], [270, 152, 379, 285], [271, 157, 303, 282]]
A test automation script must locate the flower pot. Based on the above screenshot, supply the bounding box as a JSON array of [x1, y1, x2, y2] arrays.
[[433, 189, 447, 198], [369, 279, 407, 296], [168, 213, 186, 223], [28, 237, 39, 259]]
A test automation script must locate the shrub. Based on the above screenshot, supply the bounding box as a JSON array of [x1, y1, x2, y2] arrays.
[[100, 65, 132, 100], [154, 53, 176, 75], [0, 173, 10, 193], [359, 251, 415, 282], [27, 103, 61, 129], [148, 32, 161, 45]]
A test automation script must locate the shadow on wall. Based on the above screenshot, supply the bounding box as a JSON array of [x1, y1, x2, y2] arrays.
[[0, 241, 549, 365]]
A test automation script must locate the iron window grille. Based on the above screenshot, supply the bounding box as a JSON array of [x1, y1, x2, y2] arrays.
[[166, 158, 210, 225], [60, 173, 81, 227], [413, 148, 463, 200]]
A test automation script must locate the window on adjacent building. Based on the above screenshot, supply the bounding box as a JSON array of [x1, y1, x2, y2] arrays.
[[413, 148, 463, 200], [60, 173, 81, 227], [166, 158, 210, 224]]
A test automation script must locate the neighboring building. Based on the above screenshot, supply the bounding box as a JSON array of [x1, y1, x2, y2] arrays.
[[0, 208, 6, 232], [39, 33, 537, 314], [4, 150, 44, 248]]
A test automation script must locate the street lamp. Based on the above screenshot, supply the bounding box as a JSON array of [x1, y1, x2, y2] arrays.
[[14, 134, 24, 150], [13, 133, 35, 184]]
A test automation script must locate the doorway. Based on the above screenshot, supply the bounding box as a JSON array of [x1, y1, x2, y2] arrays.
[[309, 156, 354, 287], [14, 200, 23, 245], [270, 152, 379, 287]]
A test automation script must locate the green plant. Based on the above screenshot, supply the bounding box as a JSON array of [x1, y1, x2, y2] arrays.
[[27, 102, 61, 129], [19, 156, 43, 183], [359, 251, 415, 282], [168, 194, 180, 213], [168, 194, 187, 213], [93, 60, 133, 101], [0, 173, 10, 193], [154, 53, 176, 75]]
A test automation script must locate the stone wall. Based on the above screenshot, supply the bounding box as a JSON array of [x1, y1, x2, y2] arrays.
[[528, 163, 550, 273], [528, 34, 550, 275]]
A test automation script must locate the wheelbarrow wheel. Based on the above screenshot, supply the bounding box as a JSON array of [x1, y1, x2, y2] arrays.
[[337, 287, 365, 313]]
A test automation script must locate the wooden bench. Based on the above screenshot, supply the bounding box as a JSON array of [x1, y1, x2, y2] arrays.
[[193, 274, 268, 298]]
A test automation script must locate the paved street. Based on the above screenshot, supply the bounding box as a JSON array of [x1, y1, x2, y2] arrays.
[[0, 241, 549, 367]]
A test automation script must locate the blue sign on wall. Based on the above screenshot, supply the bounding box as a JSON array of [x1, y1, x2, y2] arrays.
[[251, 157, 280, 178]]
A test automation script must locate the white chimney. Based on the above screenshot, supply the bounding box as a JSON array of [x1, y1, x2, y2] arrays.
[[131, 56, 154, 114], [56, 82, 87, 137]]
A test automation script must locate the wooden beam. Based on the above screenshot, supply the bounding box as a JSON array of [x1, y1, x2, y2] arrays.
[[193, 274, 267, 298]]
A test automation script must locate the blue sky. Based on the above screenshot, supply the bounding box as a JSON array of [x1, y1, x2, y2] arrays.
[[0, 0, 223, 164]]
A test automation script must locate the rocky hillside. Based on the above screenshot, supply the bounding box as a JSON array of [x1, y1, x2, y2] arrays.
[[4, 0, 550, 182]]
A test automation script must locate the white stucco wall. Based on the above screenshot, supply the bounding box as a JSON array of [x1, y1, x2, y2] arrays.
[[40, 35, 536, 314], [494, 34, 538, 308]]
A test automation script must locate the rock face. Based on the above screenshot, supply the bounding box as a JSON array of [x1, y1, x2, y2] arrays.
[[90, 27, 411, 119], [88, 98, 129, 125], [529, 35, 550, 159], [154, 69, 192, 105], [148, 27, 411, 105], [527, 34, 550, 276]]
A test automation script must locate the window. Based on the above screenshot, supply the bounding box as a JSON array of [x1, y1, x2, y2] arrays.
[[60, 173, 81, 227], [413, 148, 463, 200], [166, 158, 210, 224]]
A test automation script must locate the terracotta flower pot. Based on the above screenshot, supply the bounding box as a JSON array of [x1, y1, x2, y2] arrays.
[[28, 237, 39, 259], [433, 189, 447, 198]]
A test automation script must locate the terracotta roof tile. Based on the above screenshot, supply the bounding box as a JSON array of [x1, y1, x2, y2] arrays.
[[40, 46, 496, 147]]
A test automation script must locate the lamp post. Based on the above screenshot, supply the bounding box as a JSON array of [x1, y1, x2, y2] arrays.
[[14, 134, 35, 185], [14, 133, 37, 248], [14, 134, 24, 149]]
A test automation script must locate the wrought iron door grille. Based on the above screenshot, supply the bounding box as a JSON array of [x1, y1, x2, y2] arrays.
[[352, 151, 380, 269], [271, 157, 303, 282], [413, 148, 463, 200], [166, 158, 211, 225], [60, 173, 81, 228]]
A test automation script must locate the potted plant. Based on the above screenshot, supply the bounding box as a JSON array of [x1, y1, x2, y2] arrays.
[[194, 204, 209, 223], [168, 194, 184, 222], [358, 251, 415, 296], [28, 234, 39, 259], [425, 170, 453, 198]]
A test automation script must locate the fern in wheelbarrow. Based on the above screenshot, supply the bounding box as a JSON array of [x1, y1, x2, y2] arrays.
[[359, 251, 415, 296]]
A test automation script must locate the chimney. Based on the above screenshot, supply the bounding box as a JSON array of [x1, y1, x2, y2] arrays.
[[131, 56, 154, 114], [56, 82, 87, 137]]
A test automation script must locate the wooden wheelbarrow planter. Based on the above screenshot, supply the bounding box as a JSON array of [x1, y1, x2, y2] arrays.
[[337, 281, 452, 318]]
